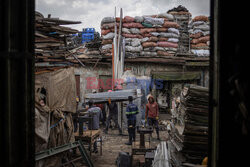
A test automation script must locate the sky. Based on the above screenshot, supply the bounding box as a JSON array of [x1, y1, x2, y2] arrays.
[[36, 0, 210, 33]]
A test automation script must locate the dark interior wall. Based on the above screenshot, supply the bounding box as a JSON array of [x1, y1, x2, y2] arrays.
[[210, 0, 250, 166], [0, 0, 35, 166]]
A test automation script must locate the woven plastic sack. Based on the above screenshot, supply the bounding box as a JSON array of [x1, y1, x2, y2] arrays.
[[101, 29, 111, 36], [122, 28, 131, 34], [142, 22, 153, 28], [140, 28, 156, 34], [143, 47, 156, 51], [156, 27, 168, 32], [144, 17, 164, 25], [168, 28, 180, 35], [102, 32, 115, 39], [155, 47, 165, 51], [191, 49, 209, 56], [158, 37, 169, 41], [101, 23, 119, 29], [150, 32, 160, 37], [102, 44, 112, 50], [198, 36, 210, 43], [130, 28, 141, 34], [123, 16, 135, 23], [168, 38, 179, 43], [102, 39, 113, 45], [131, 39, 141, 47], [125, 45, 142, 52], [157, 41, 178, 48], [142, 42, 157, 48], [190, 32, 203, 39], [134, 16, 144, 23], [163, 22, 180, 28], [194, 24, 210, 31], [141, 37, 149, 42], [156, 13, 174, 20], [192, 16, 209, 22], [101, 17, 115, 25], [143, 33, 152, 37], [140, 51, 157, 56], [123, 33, 143, 39], [191, 21, 206, 27], [157, 50, 173, 56], [149, 36, 158, 42], [159, 32, 178, 38], [123, 22, 143, 28]]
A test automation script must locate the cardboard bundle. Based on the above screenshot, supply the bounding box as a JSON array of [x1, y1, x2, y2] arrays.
[[168, 84, 208, 166]]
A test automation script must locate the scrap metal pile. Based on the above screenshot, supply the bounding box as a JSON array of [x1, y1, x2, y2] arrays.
[[100, 12, 180, 58], [85, 89, 139, 103], [167, 84, 208, 166], [83, 32, 102, 58], [35, 11, 82, 69], [189, 16, 210, 57]]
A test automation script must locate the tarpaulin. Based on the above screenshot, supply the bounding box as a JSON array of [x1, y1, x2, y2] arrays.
[[35, 67, 77, 113]]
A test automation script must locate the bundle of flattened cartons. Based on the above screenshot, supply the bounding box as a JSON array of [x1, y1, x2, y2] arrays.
[[100, 12, 180, 58], [167, 5, 192, 54], [168, 84, 208, 166], [35, 11, 81, 68], [189, 15, 210, 57]]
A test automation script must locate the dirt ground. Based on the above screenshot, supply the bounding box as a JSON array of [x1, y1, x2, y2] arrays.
[[76, 121, 169, 167]]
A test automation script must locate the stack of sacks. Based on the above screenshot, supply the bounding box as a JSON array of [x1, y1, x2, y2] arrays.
[[167, 5, 192, 53], [100, 17, 118, 56], [122, 14, 180, 57], [189, 16, 210, 57], [122, 16, 144, 58]]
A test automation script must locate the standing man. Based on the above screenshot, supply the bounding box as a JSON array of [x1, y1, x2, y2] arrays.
[[104, 90, 122, 134], [145, 95, 160, 140], [85, 99, 103, 153], [125, 96, 139, 145]]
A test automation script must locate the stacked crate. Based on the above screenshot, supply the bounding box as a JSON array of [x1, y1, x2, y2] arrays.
[[82, 28, 95, 44]]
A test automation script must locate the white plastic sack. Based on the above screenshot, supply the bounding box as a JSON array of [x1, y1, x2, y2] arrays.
[[102, 44, 112, 50], [159, 32, 179, 38], [140, 51, 157, 56], [134, 16, 144, 23], [125, 45, 143, 52], [191, 21, 206, 27], [130, 28, 141, 34], [194, 24, 210, 31], [150, 32, 160, 36], [131, 39, 141, 47], [168, 28, 180, 35], [144, 17, 164, 25], [122, 28, 131, 34], [157, 13, 174, 20], [102, 32, 115, 40], [164, 47, 177, 51], [141, 37, 149, 42], [191, 49, 210, 56], [155, 47, 165, 51], [168, 38, 179, 43]]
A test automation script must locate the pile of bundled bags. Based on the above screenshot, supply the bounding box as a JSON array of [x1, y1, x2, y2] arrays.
[[100, 17, 118, 56], [167, 5, 192, 53], [189, 16, 210, 57], [100, 13, 181, 58]]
